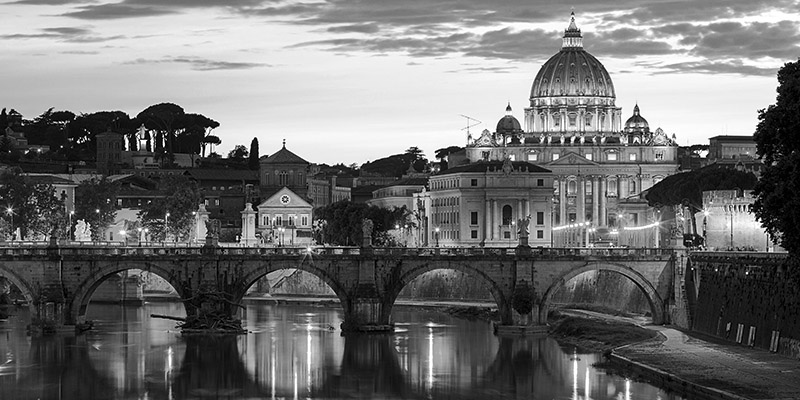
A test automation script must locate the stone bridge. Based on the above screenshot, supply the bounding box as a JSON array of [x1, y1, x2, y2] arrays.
[[0, 244, 677, 333]]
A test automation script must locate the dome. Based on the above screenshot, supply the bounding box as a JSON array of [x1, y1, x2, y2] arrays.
[[496, 103, 522, 135], [624, 104, 649, 131], [529, 13, 616, 100]]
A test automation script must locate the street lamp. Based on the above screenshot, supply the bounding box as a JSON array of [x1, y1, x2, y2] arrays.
[[68, 210, 75, 240], [279, 226, 285, 247], [164, 212, 170, 241], [6, 207, 14, 241], [137, 227, 143, 247], [434, 227, 440, 247]]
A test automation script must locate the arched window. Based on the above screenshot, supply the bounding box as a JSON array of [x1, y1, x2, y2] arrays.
[[568, 180, 577, 194], [629, 179, 637, 194], [502, 205, 513, 225]]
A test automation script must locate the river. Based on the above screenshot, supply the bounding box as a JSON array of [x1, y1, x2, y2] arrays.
[[0, 301, 684, 399]]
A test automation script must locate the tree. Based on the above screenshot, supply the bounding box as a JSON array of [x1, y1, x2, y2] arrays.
[[360, 149, 429, 177], [227, 145, 249, 160], [645, 164, 757, 237], [67, 111, 135, 161], [752, 59, 800, 253], [74, 177, 120, 241], [248, 137, 260, 170], [138, 176, 201, 242], [0, 168, 66, 240], [313, 200, 408, 246], [136, 103, 185, 165]]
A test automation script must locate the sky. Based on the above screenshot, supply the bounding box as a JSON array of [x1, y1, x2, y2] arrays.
[[2, 0, 798, 166]]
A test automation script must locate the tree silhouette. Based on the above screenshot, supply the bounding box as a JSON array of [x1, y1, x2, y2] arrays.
[[248, 137, 259, 170], [752, 59, 800, 253]]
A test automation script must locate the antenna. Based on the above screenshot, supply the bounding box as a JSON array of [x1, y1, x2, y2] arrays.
[[459, 114, 481, 141]]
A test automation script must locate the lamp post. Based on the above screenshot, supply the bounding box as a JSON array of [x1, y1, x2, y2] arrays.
[[6, 207, 14, 241], [434, 227, 440, 247], [137, 227, 143, 247], [68, 210, 75, 240], [279, 226, 285, 247], [165, 212, 170, 242]]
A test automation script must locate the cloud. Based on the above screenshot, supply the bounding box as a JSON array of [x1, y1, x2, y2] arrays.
[[327, 23, 380, 34], [656, 60, 778, 76], [125, 56, 270, 70], [62, 3, 176, 19], [0, 26, 124, 42]]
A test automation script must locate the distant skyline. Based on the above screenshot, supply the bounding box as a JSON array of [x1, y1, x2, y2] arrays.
[[3, 0, 798, 165]]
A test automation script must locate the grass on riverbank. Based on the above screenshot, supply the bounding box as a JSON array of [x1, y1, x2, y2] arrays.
[[548, 312, 660, 353]]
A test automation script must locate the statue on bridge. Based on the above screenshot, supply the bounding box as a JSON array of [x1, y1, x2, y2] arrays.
[[517, 215, 531, 248], [204, 219, 220, 247], [362, 219, 374, 248], [74, 220, 91, 242]]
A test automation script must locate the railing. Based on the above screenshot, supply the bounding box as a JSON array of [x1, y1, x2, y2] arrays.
[[0, 241, 680, 259]]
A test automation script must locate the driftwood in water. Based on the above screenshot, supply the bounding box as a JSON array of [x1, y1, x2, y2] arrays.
[[150, 314, 187, 322]]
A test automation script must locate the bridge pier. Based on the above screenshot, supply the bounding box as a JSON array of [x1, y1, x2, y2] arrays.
[[341, 258, 392, 333], [495, 261, 548, 336]]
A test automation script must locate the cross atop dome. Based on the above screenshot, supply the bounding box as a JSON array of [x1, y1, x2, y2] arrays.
[[562, 11, 583, 49]]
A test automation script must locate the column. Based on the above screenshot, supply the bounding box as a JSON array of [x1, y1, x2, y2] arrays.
[[591, 176, 599, 225], [524, 199, 531, 218], [559, 177, 567, 226], [599, 177, 607, 227], [485, 199, 492, 242], [492, 199, 501, 240], [577, 175, 585, 223], [517, 199, 523, 220]]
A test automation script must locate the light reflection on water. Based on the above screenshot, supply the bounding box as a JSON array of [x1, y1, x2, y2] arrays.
[[0, 302, 684, 400]]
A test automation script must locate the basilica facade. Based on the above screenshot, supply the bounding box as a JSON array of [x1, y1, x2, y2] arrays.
[[432, 12, 679, 247]]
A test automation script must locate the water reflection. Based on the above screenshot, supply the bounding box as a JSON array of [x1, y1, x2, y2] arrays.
[[0, 303, 683, 400]]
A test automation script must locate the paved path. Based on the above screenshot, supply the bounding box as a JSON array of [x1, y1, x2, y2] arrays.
[[611, 326, 800, 400]]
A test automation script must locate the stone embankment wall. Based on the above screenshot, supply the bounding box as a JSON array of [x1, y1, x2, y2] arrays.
[[689, 254, 800, 359], [549, 270, 651, 314]]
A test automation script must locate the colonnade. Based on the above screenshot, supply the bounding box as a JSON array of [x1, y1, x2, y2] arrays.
[[555, 173, 644, 226], [483, 199, 533, 241]]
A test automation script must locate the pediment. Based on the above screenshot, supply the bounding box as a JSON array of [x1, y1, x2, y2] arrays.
[[547, 152, 599, 166], [257, 187, 312, 209]]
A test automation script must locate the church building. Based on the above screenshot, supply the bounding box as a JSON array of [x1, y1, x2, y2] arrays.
[[463, 13, 679, 245]]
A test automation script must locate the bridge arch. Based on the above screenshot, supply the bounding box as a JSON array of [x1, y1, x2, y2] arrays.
[[70, 261, 185, 325], [0, 263, 37, 316], [236, 259, 349, 310], [386, 262, 511, 324], [538, 262, 666, 325]]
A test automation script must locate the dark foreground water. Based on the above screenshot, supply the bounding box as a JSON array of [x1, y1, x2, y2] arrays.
[[0, 301, 683, 400]]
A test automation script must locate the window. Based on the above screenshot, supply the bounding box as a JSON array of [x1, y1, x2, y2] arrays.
[[655, 151, 664, 161], [629, 153, 637, 161], [552, 153, 560, 161], [471, 179, 478, 187], [502, 205, 512, 225], [568, 114, 576, 127], [276, 215, 283, 226], [482, 151, 490, 160], [214, 199, 220, 206], [537, 230, 544, 239], [301, 215, 309, 226], [607, 152, 617, 161], [470, 211, 478, 225], [536, 212, 544, 225], [528, 153, 538, 161], [537, 179, 544, 187], [263, 215, 269, 225], [117, 199, 123, 206], [471, 230, 478, 239], [629, 180, 637, 194], [584, 153, 592, 161], [288, 215, 295, 226]]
